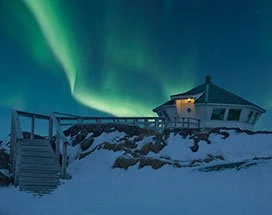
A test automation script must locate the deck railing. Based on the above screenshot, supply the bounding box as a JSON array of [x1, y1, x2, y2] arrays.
[[165, 117, 200, 129], [54, 113, 165, 130], [10, 110, 201, 184]]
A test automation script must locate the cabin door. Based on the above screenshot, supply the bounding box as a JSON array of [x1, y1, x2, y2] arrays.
[[176, 99, 196, 119]]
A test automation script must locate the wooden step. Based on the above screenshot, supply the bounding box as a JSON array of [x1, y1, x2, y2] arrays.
[[20, 179, 59, 186], [20, 152, 55, 158], [21, 185, 58, 193], [21, 146, 53, 152], [18, 139, 60, 193], [21, 143, 50, 147], [21, 159, 57, 165], [20, 168, 60, 174], [20, 172, 60, 178], [20, 163, 59, 169]]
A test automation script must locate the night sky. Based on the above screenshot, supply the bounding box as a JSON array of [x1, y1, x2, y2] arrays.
[[0, 0, 272, 137]]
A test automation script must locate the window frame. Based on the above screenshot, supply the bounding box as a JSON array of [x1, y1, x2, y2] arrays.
[[251, 112, 260, 124], [246, 111, 254, 123], [227, 108, 242, 121], [210, 108, 226, 120]]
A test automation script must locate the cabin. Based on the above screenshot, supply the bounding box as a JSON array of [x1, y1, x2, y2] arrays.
[[153, 76, 266, 130]]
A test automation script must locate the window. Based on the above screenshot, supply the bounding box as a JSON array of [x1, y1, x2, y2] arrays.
[[246, 111, 254, 123], [211, 108, 226, 120], [251, 112, 260, 124], [162, 110, 170, 121], [227, 109, 241, 121]]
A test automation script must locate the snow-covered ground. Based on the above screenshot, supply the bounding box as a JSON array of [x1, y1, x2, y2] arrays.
[[1, 128, 272, 215]]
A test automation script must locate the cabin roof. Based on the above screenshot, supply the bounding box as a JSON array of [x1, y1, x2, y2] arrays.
[[154, 76, 266, 112]]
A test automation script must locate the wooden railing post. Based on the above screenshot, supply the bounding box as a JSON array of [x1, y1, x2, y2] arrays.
[[154, 118, 158, 130], [31, 115, 35, 139], [10, 114, 15, 163], [48, 116, 53, 144], [14, 141, 21, 186], [144, 119, 148, 128], [61, 142, 68, 179], [197, 119, 200, 128], [182, 118, 185, 128], [187, 118, 190, 128], [55, 131, 60, 164], [77, 117, 83, 124]]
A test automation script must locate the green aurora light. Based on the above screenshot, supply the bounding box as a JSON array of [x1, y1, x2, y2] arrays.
[[22, 0, 196, 116]]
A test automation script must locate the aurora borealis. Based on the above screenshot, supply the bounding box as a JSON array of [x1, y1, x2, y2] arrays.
[[1, 0, 272, 135]]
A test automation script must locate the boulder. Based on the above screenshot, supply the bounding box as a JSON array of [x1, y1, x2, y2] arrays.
[[80, 138, 94, 151]]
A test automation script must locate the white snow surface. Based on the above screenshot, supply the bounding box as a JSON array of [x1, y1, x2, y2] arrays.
[[162, 130, 272, 162], [1, 130, 272, 215]]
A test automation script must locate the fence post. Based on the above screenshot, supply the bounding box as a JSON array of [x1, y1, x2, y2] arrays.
[[31, 115, 35, 139], [14, 141, 21, 186], [10, 115, 14, 163], [48, 116, 53, 144], [197, 119, 200, 128], [154, 118, 158, 130], [187, 118, 190, 128], [77, 117, 83, 124], [61, 142, 68, 179], [144, 119, 148, 128], [182, 118, 185, 128], [55, 131, 60, 163]]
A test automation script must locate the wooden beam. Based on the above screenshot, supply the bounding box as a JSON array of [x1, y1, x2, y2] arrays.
[[31, 116, 35, 140]]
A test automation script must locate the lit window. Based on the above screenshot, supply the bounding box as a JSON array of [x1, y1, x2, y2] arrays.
[[246, 111, 254, 123], [227, 109, 241, 121], [251, 112, 260, 124], [211, 108, 226, 120]]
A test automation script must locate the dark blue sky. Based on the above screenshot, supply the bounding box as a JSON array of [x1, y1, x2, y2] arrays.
[[0, 0, 271, 137]]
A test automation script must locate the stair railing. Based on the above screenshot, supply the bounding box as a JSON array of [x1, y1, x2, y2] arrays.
[[49, 113, 70, 179], [10, 110, 24, 186], [10, 110, 71, 182]]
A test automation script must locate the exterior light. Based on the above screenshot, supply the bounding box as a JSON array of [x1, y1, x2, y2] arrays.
[[187, 98, 192, 103]]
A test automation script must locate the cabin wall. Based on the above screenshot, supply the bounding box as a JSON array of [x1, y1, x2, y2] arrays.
[[156, 106, 178, 121], [154, 103, 263, 130], [201, 104, 261, 130]]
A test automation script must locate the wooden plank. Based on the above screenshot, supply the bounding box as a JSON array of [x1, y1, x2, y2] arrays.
[[20, 178, 59, 184], [20, 173, 59, 178], [20, 163, 60, 169], [31, 116, 35, 139], [16, 110, 49, 120]]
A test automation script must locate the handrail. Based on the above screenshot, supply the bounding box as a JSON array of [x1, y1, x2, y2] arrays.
[[57, 116, 164, 121], [166, 117, 201, 129], [50, 113, 70, 179], [10, 110, 24, 185], [16, 110, 49, 120]]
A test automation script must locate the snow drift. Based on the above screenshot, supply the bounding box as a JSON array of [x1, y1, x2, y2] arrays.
[[1, 125, 272, 215]]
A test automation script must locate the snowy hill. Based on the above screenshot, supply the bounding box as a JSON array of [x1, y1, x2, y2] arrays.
[[1, 125, 272, 215]]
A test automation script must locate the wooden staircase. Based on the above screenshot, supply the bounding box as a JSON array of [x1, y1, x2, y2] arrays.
[[18, 139, 60, 194]]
